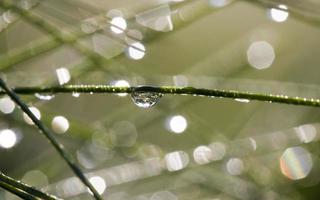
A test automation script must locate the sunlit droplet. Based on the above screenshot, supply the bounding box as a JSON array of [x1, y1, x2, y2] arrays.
[[51, 116, 69, 134], [111, 80, 130, 97], [89, 176, 106, 195], [270, 5, 289, 23], [110, 17, 127, 34], [126, 42, 145, 60], [165, 151, 189, 172], [131, 89, 163, 108], [226, 157, 244, 176], [0, 97, 15, 114], [56, 67, 71, 85], [167, 115, 187, 134], [280, 146, 313, 180], [247, 41, 275, 70], [193, 145, 212, 165], [295, 124, 317, 144], [0, 129, 17, 149], [23, 107, 41, 125]]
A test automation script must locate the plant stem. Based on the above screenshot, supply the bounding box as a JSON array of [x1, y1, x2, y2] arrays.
[[0, 181, 38, 200], [1, 85, 320, 107], [0, 79, 103, 200], [0, 172, 60, 200]]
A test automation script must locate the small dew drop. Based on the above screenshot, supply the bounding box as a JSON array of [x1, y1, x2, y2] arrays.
[[131, 89, 163, 108], [34, 93, 55, 101]]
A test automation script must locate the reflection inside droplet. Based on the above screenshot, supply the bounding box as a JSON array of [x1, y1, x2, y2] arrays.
[[280, 146, 313, 180]]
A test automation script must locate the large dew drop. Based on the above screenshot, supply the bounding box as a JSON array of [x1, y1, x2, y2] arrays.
[[131, 88, 163, 108]]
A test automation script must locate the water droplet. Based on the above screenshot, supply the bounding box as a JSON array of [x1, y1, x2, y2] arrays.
[[131, 88, 163, 108], [35, 93, 55, 101]]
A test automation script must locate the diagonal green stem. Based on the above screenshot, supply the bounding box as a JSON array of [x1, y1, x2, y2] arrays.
[[0, 172, 60, 200], [0, 79, 103, 200], [1, 85, 320, 107], [0, 181, 37, 200]]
